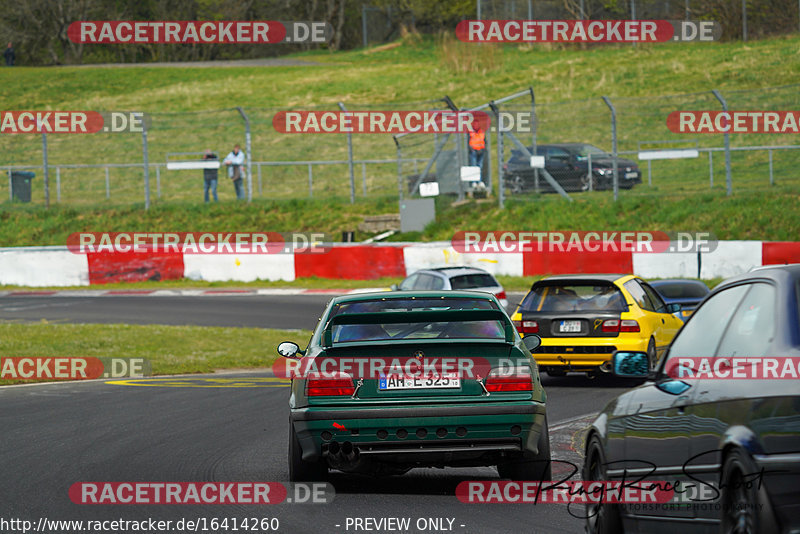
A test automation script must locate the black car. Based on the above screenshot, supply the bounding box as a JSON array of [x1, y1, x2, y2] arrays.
[[649, 279, 711, 322], [503, 143, 641, 193], [584, 264, 800, 534]]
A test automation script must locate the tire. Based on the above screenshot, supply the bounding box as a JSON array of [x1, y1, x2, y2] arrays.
[[580, 173, 596, 192], [497, 419, 552, 481], [507, 175, 526, 195], [720, 449, 768, 534], [546, 368, 567, 378], [584, 435, 623, 534], [289, 420, 328, 482], [646, 338, 657, 372]]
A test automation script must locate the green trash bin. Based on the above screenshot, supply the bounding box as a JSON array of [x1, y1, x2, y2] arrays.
[[10, 171, 35, 203]]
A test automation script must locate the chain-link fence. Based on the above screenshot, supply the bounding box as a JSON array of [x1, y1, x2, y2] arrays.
[[2, 85, 799, 209]]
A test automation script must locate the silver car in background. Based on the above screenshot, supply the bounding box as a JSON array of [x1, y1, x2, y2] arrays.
[[393, 266, 508, 308]]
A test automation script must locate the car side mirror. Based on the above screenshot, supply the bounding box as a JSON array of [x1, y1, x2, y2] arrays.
[[390, 284, 399, 291], [277, 341, 302, 359], [523, 334, 542, 352], [611, 350, 649, 378], [666, 303, 682, 313]]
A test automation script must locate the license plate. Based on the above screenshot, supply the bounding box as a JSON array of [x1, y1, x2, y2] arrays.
[[379, 374, 460, 390], [559, 320, 582, 333], [625, 171, 637, 179]]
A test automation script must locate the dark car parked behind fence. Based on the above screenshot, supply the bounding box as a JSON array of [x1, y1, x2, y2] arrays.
[[503, 143, 641, 194]]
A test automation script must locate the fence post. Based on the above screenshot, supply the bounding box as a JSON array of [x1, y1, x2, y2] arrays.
[[647, 160, 652, 186], [477, 0, 482, 19], [258, 163, 263, 196], [588, 152, 593, 191], [236, 107, 253, 202], [362, 4, 368, 47], [42, 132, 50, 208], [308, 164, 313, 198], [711, 90, 732, 196], [768, 149, 774, 185], [7, 168, 11, 201], [393, 137, 404, 202], [156, 166, 161, 198], [491, 104, 505, 209], [338, 102, 356, 204], [56, 167, 61, 202], [708, 151, 714, 187], [141, 119, 151, 210], [601, 96, 619, 202], [105, 167, 110, 199], [742, 0, 748, 41], [530, 86, 539, 192]]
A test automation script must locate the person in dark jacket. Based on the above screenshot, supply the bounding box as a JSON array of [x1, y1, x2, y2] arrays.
[[202, 150, 219, 202], [4, 42, 15, 66]]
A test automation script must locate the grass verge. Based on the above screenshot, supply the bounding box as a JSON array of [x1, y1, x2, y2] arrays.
[[0, 321, 311, 386]]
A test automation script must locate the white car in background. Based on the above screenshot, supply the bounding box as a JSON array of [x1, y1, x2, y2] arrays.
[[393, 266, 508, 308]]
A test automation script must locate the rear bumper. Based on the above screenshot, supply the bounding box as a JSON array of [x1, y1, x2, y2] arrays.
[[533, 337, 649, 369], [291, 401, 546, 464]]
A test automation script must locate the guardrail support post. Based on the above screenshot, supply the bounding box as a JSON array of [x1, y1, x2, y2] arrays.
[[601, 96, 619, 202], [338, 102, 356, 204], [42, 132, 50, 208], [141, 120, 150, 210], [711, 90, 732, 196], [236, 106, 253, 203]]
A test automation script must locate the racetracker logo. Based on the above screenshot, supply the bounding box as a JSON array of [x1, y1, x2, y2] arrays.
[[68, 21, 333, 45], [665, 357, 800, 380], [455, 20, 720, 43], [66, 232, 331, 254], [456, 481, 674, 504], [451, 231, 717, 254], [0, 357, 150, 380], [667, 111, 800, 134], [69, 482, 287, 504], [272, 111, 491, 134], [272, 356, 500, 380], [0, 111, 147, 134]]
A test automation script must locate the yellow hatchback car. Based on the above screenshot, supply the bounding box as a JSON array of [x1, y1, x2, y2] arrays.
[[510, 274, 684, 377]]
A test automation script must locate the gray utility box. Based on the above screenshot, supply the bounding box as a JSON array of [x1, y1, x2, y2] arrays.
[[399, 198, 436, 233]]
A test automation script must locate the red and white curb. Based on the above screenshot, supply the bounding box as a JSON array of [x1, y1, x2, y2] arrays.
[[0, 287, 390, 298], [1, 241, 799, 287]]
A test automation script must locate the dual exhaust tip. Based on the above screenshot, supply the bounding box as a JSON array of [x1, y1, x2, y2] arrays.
[[327, 440, 359, 465]]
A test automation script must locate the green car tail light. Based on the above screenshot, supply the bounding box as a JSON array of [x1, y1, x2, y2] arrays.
[[484, 370, 533, 392], [306, 377, 355, 396]]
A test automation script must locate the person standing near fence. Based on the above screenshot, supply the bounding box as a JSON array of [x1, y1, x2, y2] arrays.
[[468, 120, 486, 169], [223, 144, 246, 200], [4, 42, 15, 66], [202, 149, 219, 203]]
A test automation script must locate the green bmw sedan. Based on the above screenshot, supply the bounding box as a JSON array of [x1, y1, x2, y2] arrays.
[[277, 290, 550, 482]]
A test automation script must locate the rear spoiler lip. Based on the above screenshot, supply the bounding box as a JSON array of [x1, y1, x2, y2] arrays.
[[322, 309, 515, 348]]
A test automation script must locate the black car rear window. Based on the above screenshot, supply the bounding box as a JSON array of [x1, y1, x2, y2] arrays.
[[520, 283, 627, 313], [653, 282, 709, 299], [450, 274, 497, 289]]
